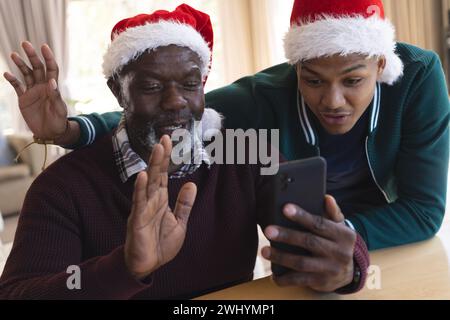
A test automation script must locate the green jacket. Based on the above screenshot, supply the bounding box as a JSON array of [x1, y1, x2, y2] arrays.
[[71, 43, 450, 250]]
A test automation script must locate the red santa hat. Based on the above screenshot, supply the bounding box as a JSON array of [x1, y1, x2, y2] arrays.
[[284, 0, 404, 85], [102, 4, 213, 80]]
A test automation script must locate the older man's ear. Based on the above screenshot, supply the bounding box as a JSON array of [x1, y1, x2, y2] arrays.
[[107, 77, 125, 109]]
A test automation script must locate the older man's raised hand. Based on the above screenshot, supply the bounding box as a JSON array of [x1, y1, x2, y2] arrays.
[[3, 42, 76, 145], [125, 135, 197, 280]]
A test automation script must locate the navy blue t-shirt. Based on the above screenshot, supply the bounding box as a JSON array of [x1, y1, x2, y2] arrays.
[[312, 108, 387, 215]]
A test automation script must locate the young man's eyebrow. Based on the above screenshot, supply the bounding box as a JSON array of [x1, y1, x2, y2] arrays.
[[301, 65, 320, 76], [300, 63, 367, 76], [340, 64, 367, 75]]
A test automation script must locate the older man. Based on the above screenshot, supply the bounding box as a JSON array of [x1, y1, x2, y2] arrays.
[[0, 4, 368, 299]]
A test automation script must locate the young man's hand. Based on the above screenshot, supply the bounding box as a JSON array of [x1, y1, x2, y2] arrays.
[[125, 135, 197, 280], [3, 41, 78, 145], [262, 195, 356, 292]]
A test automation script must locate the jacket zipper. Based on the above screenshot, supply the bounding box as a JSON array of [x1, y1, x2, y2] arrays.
[[365, 137, 390, 203]]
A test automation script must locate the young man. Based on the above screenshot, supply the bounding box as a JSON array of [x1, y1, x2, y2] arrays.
[[9, 0, 446, 251], [1, 4, 368, 299]]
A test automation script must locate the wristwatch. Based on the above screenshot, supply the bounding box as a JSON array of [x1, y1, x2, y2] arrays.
[[351, 261, 362, 286], [335, 259, 362, 294]]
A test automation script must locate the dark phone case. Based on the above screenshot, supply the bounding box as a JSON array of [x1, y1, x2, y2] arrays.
[[270, 157, 326, 277]]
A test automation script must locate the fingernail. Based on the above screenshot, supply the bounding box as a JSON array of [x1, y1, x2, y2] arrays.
[[284, 204, 297, 217], [50, 79, 57, 90], [265, 227, 279, 239], [261, 247, 271, 259]]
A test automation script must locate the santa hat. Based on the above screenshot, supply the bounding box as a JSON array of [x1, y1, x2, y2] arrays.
[[284, 0, 404, 85], [102, 4, 213, 80]]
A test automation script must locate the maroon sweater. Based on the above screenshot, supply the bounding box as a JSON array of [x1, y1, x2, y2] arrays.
[[0, 134, 369, 299]]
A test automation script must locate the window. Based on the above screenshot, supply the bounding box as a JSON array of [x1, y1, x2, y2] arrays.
[[269, 0, 294, 66], [67, 0, 223, 114]]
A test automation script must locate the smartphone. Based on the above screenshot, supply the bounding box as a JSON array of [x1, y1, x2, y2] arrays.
[[270, 157, 326, 277]]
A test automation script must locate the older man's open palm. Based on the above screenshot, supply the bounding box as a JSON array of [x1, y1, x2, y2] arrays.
[[124, 135, 197, 280]]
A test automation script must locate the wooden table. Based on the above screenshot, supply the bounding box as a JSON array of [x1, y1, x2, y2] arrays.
[[198, 219, 450, 300]]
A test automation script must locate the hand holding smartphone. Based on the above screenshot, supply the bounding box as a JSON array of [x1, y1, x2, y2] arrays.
[[270, 157, 327, 277]]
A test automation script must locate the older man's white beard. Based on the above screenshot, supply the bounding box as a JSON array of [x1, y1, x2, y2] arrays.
[[134, 122, 159, 151], [134, 118, 202, 155]]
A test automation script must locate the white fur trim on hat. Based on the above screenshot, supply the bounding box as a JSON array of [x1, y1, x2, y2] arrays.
[[201, 108, 223, 140], [102, 20, 211, 79], [284, 15, 404, 85]]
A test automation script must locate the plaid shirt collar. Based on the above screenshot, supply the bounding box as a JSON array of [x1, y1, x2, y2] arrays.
[[113, 117, 211, 183]]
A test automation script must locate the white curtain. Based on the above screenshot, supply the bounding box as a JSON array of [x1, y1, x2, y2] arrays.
[[248, 0, 294, 71], [217, 0, 294, 83], [217, 0, 255, 83], [0, 0, 69, 133], [383, 0, 445, 58], [382, 0, 447, 86]]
